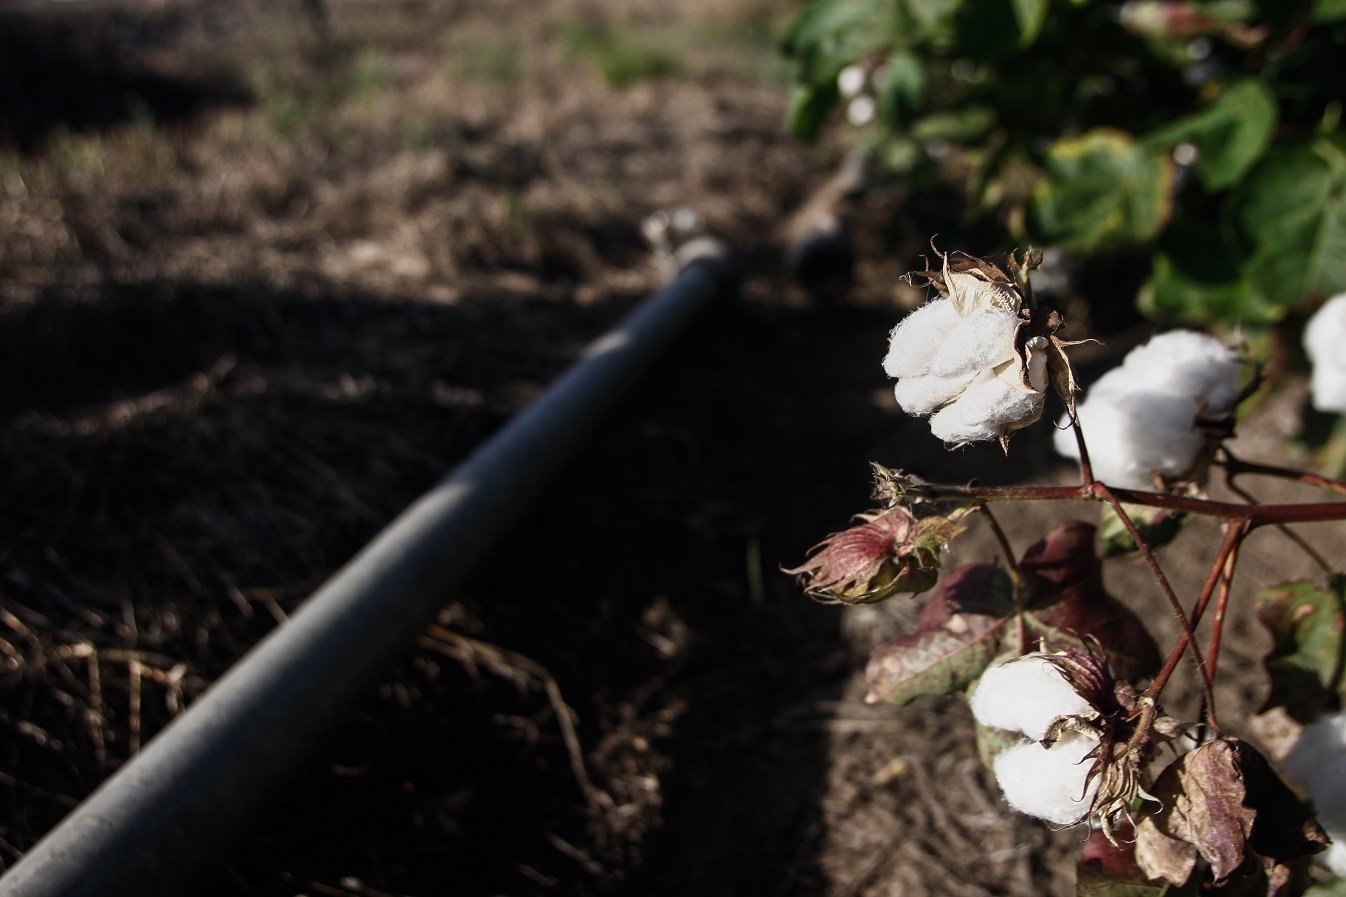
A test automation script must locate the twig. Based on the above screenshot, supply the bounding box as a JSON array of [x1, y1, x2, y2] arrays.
[[977, 503, 1026, 652], [1092, 483, 1218, 733], [1223, 469, 1333, 575], [1219, 448, 1346, 498]]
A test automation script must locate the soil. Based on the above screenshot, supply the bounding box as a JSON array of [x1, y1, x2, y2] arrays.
[[3, 2, 1342, 896]]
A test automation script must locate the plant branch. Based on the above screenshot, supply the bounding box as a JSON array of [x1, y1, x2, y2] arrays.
[[1223, 473, 1334, 575], [1068, 406, 1095, 486], [1090, 482, 1218, 732], [978, 502, 1026, 652], [1219, 448, 1346, 498], [1205, 532, 1242, 685]]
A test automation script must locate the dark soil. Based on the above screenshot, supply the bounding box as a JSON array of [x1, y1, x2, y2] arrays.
[[3, 2, 1338, 896]]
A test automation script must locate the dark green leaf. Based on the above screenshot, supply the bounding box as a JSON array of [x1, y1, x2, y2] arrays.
[[787, 82, 841, 141], [1028, 129, 1174, 251], [1315, 0, 1346, 22], [910, 106, 995, 142], [876, 49, 926, 127], [1256, 577, 1346, 714], [864, 564, 1011, 704], [1139, 254, 1277, 326], [1097, 501, 1190, 557], [785, 0, 889, 51], [1145, 79, 1277, 191], [1236, 138, 1346, 308], [1305, 879, 1346, 896], [957, 0, 1049, 59]]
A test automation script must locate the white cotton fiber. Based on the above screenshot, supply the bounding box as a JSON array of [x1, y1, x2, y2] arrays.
[[969, 653, 1096, 741], [884, 300, 962, 379], [993, 731, 1100, 825], [929, 308, 1021, 379], [1055, 330, 1241, 490], [1283, 710, 1346, 874], [929, 375, 1044, 445], [895, 373, 975, 416], [1305, 294, 1346, 415]]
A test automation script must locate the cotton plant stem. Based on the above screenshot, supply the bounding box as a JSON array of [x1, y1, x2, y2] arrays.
[[893, 477, 1346, 527], [1092, 482, 1218, 732], [1219, 449, 1346, 499], [1142, 523, 1245, 707], [1205, 532, 1243, 685], [1223, 475, 1334, 576], [977, 503, 1026, 652]]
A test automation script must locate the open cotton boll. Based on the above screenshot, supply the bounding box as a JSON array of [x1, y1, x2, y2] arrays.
[[1061, 390, 1207, 490], [1119, 330, 1242, 412], [969, 653, 1096, 740], [928, 308, 1021, 379], [929, 374, 1044, 444], [1310, 364, 1346, 415], [883, 300, 962, 380], [1055, 331, 1239, 489], [1284, 710, 1346, 875], [894, 373, 975, 416], [1305, 294, 1346, 414], [993, 731, 1100, 825]]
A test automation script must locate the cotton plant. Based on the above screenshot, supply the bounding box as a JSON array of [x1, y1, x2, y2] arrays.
[[792, 247, 1346, 896], [1305, 293, 1346, 416]]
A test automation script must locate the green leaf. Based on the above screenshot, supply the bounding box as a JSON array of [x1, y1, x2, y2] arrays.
[[910, 106, 995, 142], [787, 82, 841, 141], [1236, 138, 1346, 308], [864, 564, 1012, 704], [900, 0, 965, 43], [1097, 502, 1189, 557], [1305, 879, 1346, 896], [1255, 577, 1346, 714], [1028, 129, 1174, 251], [957, 0, 1050, 59], [785, 0, 889, 51], [1145, 79, 1277, 191], [875, 49, 926, 127], [973, 711, 1022, 771], [1315, 0, 1346, 21], [1139, 254, 1277, 326]]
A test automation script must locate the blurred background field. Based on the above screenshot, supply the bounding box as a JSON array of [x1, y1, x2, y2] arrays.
[[2, 1, 1342, 895]]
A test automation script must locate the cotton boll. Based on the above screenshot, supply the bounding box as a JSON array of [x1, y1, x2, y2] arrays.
[[1060, 390, 1206, 490], [1306, 294, 1346, 414], [929, 369, 1044, 445], [894, 373, 974, 416], [1305, 294, 1346, 369], [1120, 331, 1242, 412], [969, 654, 1096, 740], [928, 308, 1021, 379], [993, 731, 1100, 825], [883, 300, 963, 379], [1310, 364, 1346, 415], [1284, 711, 1346, 875]]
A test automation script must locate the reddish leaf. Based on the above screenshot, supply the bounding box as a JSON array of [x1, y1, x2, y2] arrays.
[[1018, 521, 1162, 681], [1239, 740, 1329, 866], [1142, 739, 1254, 882], [864, 564, 1012, 704], [1079, 826, 1173, 896]]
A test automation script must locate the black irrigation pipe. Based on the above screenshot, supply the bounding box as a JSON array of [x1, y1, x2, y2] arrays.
[[0, 240, 736, 897]]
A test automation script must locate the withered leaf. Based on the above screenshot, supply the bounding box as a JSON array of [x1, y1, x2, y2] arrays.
[[1019, 521, 1162, 681], [1134, 814, 1199, 888], [1256, 576, 1346, 717], [1239, 740, 1328, 866], [864, 564, 1012, 704], [1141, 740, 1255, 883]]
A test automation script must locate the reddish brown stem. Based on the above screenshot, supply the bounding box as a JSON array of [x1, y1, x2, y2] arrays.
[[904, 478, 1346, 527], [1220, 449, 1346, 498], [1142, 523, 1245, 705], [1092, 483, 1218, 731], [1205, 534, 1243, 685]]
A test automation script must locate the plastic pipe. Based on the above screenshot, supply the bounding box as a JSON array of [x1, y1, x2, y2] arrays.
[[0, 241, 735, 897]]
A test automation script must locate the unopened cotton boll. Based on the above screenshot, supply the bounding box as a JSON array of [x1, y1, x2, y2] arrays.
[[1304, 293, 1346, 415], [1282, 710, 1346, 875], [993, 731, 1100, 826], [1055, 331, 1240, 490], [969, 653, 1096, 741]]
